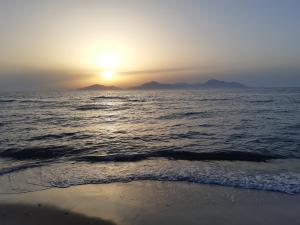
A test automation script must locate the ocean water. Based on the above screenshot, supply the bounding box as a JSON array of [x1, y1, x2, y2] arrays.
[[0, 88, 300, 194]]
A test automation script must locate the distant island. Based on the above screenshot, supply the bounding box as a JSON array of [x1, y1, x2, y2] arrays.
[[79, 79, 247, 90], [79, 84, 120, 91], [131, 79, 247, 89]]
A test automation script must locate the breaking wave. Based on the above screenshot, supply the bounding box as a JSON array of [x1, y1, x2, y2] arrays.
[[0, 146, 284, 163], [0, 146, 80, 160], [77, 150, 284, 163]]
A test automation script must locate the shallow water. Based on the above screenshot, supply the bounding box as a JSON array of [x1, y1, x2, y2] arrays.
[[0, 88, 300, 193]]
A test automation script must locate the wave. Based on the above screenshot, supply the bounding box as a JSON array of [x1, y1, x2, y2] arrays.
[[247, 99, 274, 103], [13, 159, 297, 195], [77, 150, 284, 163], [159, 111, 211, 120], [0, 162, 48, 176], [168, 131, 215, 140], [2, 164, 299, 194], [29, 132, 78, 141], [199, 98, 230, 101], [127, 99, 147, 102], [287, 124, 300, 130], [0, 147, 284, 164], [76, 104, 130, 111], [19, 99, 58, 103], [91, 96, 146, 103], [49, 172, 300, 194], [0, 99, 16, 103], [75, 104, 109, 111], [0, 146, 80, 160], [1, 158, 299, 194], [91, 96, 128, 100]]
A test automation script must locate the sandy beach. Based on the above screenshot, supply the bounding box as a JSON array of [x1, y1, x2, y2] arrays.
[[0, 181, 299, 225]]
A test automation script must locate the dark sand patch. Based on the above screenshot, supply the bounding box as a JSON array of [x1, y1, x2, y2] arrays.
[[0, 203, 117, 225]]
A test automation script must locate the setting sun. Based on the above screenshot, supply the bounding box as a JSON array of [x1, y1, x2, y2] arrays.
[[102, 70, 114, 80], [96, 53, 120, 69], [95, 52, 121, 81]]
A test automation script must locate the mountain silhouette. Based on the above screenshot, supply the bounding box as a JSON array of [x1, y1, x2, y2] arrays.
[[131, 81, 191, 90], [79, 79, 247, 90], [79, 84, 120, 91], [131, 79, 247, 90]]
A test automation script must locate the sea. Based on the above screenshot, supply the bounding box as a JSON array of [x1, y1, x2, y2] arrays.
[[0, 88, 300, 194]]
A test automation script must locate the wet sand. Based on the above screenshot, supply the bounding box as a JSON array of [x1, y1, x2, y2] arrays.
[[0, 203, 116, 225], [0, 181, 299, 225]]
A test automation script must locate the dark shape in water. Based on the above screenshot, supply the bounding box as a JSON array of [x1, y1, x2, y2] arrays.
[[76, 104, 109, 111], [0, 146, 80, 159], [78, 150, 284, 163], [0, 99, 16, 103], [91, 96, 128, 100]]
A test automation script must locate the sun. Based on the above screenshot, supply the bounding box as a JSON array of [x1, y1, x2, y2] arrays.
[[96, 53, 120, 69], [95, 52, 120, 80], [102, 70, 114, 80]]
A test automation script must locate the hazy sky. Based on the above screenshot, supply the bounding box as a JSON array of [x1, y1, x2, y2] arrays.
[[0, 0, 299, 90]]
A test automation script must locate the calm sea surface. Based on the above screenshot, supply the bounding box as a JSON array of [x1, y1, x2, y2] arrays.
[[0, 88, 300, 194]]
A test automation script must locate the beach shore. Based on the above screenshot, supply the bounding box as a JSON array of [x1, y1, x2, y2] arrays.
[[0, 181, 299, 225]]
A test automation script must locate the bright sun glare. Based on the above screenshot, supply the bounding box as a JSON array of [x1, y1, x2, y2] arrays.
[[95, 53, 120, 80], [102, 70, 114, 80]]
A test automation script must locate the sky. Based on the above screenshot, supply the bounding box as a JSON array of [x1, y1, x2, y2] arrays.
[[0, 0, 299, 90]]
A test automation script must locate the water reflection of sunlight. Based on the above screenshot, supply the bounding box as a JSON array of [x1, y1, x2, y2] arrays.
[[78, 98, 129, 135]]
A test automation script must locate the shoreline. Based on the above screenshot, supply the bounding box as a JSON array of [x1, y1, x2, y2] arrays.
[[1, 181, 300, 225]]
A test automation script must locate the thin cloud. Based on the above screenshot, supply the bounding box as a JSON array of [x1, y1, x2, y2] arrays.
[[119, 66, 215, 76]]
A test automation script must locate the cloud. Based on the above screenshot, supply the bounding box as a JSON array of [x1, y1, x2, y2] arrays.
[[119, 67, 197, 76], [118, 64, 221, 78]]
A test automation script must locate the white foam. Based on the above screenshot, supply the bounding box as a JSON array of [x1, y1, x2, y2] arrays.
[[1, 159, 300, 194]]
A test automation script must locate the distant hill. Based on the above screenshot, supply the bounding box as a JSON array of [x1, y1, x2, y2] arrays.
[[131, 81, 190, 90], [79, 79, 247, 91], [200, 79, 247, 88], [79, 84, 120, 91], [132, 79, 247, 90]]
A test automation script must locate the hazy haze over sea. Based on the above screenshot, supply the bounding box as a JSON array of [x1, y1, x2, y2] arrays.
[[0, 88, 300, 194]]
